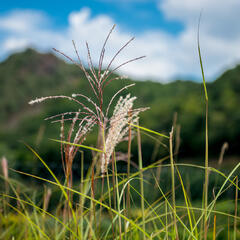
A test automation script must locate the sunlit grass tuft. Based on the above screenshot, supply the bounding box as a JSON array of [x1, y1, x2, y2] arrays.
[[0, 24, 239, 240]]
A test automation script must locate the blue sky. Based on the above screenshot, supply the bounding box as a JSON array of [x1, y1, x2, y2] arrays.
[[0, 0, 240, 82], [0, 0, 183, 34]]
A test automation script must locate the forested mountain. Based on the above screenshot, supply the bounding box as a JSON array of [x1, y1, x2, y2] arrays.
[[0, 49, 239, 173]]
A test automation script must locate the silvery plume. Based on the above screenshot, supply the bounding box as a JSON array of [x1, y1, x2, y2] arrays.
[[28, 25, 147, 178]]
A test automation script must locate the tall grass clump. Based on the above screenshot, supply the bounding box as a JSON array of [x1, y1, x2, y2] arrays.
[[198, 16, 209, 240], [1, 24, 240, 240]]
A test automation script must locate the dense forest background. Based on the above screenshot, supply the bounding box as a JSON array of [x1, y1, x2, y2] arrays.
[[0, 49, 239, 176]]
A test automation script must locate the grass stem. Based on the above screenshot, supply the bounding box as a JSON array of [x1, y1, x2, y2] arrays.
[[234, 176, 238, 240], [137, 122, 146, 240], [169, 127, 179, 240], [198, 17, 209, 239]]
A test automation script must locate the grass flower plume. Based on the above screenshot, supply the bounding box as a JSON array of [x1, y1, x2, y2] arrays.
[[101, 94, 148, 174], [28, 25, 147, 179]]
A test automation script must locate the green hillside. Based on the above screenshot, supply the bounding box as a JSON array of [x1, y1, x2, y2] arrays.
[[0, 49, 239, 173]]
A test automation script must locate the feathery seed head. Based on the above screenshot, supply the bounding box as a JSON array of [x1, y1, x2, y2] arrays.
[[28, 25, 146, 180], [101, 94, 147, 174]]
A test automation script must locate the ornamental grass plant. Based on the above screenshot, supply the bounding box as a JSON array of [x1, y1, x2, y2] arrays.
[[0, 25, 240, 240]]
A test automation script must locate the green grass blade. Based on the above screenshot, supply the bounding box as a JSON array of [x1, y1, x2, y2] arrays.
[[175, 167, 195, 237], [129, 123, 169, 139], [50, 138, 105, 153], [154, 175, 197, 240], [1, 193, 80, 239], [6, 202, 50, 240], [23, 143, 78, 227], [197, 13, 208, 102], [11, 168, 151, 238]]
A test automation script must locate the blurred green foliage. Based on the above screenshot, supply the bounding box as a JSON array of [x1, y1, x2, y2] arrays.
[[0, 49, 239, 174]]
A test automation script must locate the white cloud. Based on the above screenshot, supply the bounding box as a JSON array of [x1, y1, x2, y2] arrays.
[[0, 4, 240, 82], [3, 38, 29, 52], [158, 0, 240, 79], [160, 0, 240, 40], [0, 10, 49, 33]]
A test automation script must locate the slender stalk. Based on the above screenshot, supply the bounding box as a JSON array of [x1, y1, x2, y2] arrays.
[[91, 166, 97, 234], [204, 101, 209, 240], [198, 16, 209, 240], [80, 151, 84, 240], [111, 154, 117, 239], [212, 189, 217, 240], [99, 176, 104, 235], [169, 127, 179, 240], [127, 112, 132, 219], [88, 154, 98, 239], [99, 119, 107, 236], [234, 176, 238, 240], [199, 187, 205, 240], [114, 152, 122, 240], [137, 123, 146, 240], [126, 116, 132, 239], [106, 166, 115, 240], [213, 215, 216, 240], [165, 199, 169, 240], [88, 169, 94, 239]]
